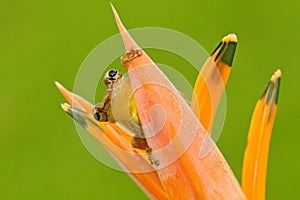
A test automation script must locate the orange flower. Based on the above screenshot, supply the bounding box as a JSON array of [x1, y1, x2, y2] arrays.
[[56, 4, 281, 200]]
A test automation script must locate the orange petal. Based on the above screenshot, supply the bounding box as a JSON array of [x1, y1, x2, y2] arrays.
[[191, 33, 238, 132], [111, 4, 246, 199], [242, 69, 281, 200], [56, 83, 168, 200]]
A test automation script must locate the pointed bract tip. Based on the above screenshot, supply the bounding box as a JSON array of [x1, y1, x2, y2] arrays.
[[54, 81, 63, 89], [222, 33, 238, 43], [55, 81, 74, 105], [61, 103, 71, 112], [110, 4, 139, 52], [110, 3, 126, 33], [55, 81, 69, 94]]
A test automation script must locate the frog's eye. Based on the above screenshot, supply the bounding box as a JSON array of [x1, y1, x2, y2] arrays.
[[104, 69, 122, 86], [108, 69, 118, 78], [94, 111, 107, 122], [94, 112, 101, 121], [93, 104, 107, 122]]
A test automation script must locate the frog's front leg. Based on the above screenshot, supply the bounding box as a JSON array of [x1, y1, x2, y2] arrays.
[[121, 48, 142, 68]]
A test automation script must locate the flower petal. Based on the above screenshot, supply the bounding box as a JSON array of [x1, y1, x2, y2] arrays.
[[191, 34, 237, 132], [242, 69, 281, 199]]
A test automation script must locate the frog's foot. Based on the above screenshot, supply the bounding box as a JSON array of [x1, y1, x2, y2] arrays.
[[131, 136, 148, 150], [93, 102, 107, 122], [146, 147, 160, 167], [132, 137, 160, 166], [121, 47, 142, 68]]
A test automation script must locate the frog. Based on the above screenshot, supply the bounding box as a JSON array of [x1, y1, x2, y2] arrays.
[[93, 48, 159, 166]]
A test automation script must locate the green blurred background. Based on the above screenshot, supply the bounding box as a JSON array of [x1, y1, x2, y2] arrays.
[[1, 0, 299, 199]]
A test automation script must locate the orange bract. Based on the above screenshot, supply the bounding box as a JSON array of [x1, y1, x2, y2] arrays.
[[111, 4, 246, 199]]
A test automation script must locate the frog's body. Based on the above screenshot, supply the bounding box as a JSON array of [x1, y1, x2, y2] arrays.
[[93, 69, 159, 166]]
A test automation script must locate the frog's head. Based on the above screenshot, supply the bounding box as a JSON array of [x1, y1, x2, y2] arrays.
[[104, 69, 123, 87]]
